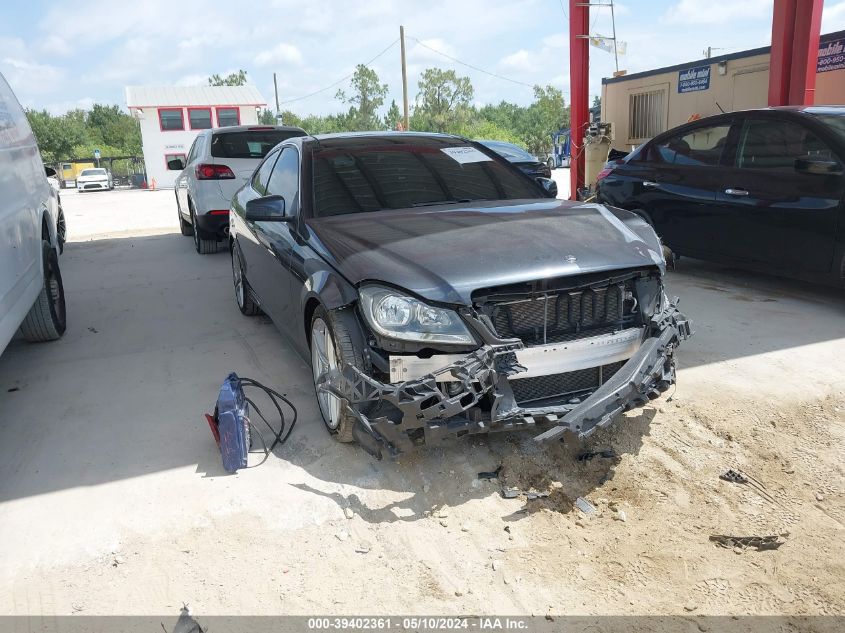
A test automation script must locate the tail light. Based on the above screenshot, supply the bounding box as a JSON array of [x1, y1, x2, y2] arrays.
[[596, 162, 617, 183], [195, 163, 235, 180]]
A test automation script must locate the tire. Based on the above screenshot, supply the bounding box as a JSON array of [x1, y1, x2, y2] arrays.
[[56, 207, 66, 254], [310, 306, 368, 443], [177, 195, 193, 236], [191, 207, 219, 254], [19, 240, 66, 342], [231, 244, 261, 316]]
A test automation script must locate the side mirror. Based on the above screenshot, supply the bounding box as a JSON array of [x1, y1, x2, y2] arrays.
[[245, 195, 290, 222], [45, 166, 57, 178], [167, 158, 186, 171], [794, 158, 842, 175], [536, 177, 558, 198]]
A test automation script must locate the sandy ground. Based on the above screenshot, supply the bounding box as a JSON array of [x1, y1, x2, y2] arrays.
[[0, 187, 842, 616]]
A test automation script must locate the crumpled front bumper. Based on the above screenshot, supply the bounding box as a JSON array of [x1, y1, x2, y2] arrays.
[[320, 301, 692, 459]]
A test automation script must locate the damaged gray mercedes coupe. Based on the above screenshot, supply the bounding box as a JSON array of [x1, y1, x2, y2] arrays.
[[229, 132, 691, 458]]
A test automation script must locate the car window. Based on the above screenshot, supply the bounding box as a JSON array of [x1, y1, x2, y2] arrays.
[[211, 130, 305, 159], [312, 139, 541, 217], [266, 147, 299, 207], [80, 169, 106, 176], [736, 119, 839, 170], [251, 149, 280, 195], [185, 138, 199, 164], [648, 123, 731, 166]]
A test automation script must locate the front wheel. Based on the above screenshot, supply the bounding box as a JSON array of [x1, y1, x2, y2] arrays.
[[231, 245, 261, 316], [19, 240, 66, 342], [310, 307, 369, 443]]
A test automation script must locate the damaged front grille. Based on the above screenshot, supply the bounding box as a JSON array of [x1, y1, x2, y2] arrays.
[[510, 360, 626, 405], [489, 282, 631, 346]]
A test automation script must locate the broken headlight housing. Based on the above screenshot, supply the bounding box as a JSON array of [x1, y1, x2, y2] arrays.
[[359, 285, 474, 345]]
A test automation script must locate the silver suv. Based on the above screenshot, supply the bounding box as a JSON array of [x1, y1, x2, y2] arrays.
[[168, 125, 306, 254]]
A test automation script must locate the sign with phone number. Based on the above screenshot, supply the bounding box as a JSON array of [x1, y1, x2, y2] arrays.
[[817, 38, 845, 73]]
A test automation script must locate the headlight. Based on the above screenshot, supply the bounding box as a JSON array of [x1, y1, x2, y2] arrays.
[[359, 285, 474, 345]]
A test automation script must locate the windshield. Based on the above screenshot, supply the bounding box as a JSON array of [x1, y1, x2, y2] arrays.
[[211, 129, 305, 159], [478, 140, 536, 162], [80, 169, 106, 176], [312, 137, 543, 217], [811, 113, 845, 148]]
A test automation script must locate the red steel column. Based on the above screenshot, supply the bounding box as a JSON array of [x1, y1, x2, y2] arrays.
[[569, 0, 589, 200], [768, 0, 823, 106]]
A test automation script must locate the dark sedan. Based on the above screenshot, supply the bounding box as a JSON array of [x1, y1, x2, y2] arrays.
[[478, 140, 556, 188], [229, 133, 689, 458], [596, 107, 845, 287]]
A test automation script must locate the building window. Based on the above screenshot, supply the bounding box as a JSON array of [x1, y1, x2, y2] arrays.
[[159, 108, 184, 131], [165, 153, 187, 168], [628, 90, 666, 140], [188, 108, 212, 130], [216, 107, 240, 127]]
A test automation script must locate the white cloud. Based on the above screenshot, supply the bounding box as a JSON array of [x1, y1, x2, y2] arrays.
[[0, 58, 64, 96], [500, 50, 532, 71], [254, 43, 303, 67], [40, 36, 71, 56], [823, 1, 845, 32], [662, 0, 771, 25], [175, 73, 208, 86]]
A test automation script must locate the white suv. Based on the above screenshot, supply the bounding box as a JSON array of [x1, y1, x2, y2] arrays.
[[168, 125, 306, 254], [0, 72, 67, 356]]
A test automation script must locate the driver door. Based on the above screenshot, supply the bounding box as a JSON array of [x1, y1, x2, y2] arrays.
[[243, 146, 301, 330]]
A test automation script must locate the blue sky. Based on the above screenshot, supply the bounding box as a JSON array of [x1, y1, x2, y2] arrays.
[[2, 0, 845, 116]]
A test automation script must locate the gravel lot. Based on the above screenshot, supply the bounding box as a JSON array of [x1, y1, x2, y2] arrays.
[[0, 187, 842, 616]]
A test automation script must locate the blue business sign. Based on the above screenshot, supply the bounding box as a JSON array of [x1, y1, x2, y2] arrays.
[[678, 65, 711, 93], [817, 38, 845, 73]]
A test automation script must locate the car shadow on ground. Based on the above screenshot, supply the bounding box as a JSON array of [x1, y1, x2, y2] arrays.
[[281, 406, 654, 525]]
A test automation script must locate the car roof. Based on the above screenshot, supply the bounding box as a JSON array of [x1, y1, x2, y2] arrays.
[[208, 124, 306, 134]]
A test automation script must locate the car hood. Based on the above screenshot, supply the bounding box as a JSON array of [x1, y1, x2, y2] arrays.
[[304, 199, 665, 305]]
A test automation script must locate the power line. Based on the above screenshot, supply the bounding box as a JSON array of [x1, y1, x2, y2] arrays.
[[406, 35, 535, 89], [278, 38, 399, 105], [558, 0, 568, 19]]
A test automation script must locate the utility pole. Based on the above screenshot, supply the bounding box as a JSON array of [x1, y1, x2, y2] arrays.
[[273, 72, 281, 124], [400, 25, 409, 130], [610, 0, 619, 73]]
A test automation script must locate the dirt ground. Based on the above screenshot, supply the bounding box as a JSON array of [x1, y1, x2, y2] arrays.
[[0, 188, 842, 616]]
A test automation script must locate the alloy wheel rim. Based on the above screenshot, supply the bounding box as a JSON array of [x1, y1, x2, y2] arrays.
[[311, 318, 341, 429], [47, 264, 64, 322], [232, 250, 244, 308]]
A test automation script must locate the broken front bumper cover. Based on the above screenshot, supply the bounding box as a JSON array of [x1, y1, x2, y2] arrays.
[[320, 304, 692, 458]]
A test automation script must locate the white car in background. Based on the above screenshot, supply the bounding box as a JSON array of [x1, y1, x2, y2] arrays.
[[168, 125, 306, 254], [76, 167, 113, 192], [0, 71, 67, 356]]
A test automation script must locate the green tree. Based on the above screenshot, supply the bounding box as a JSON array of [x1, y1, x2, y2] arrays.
[[384, 100, 402, 130], [208, 70, 248, 86], [413, 68, 474, 133], [519, 85, 568, 156], [335, 64, 388, 131], [26, 109, 88, 161], [258, 108, 277, 124], [86, 104, 141, 155]]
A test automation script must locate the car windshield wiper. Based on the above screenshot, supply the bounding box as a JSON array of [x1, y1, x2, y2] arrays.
[[411, 198, 486, 208]]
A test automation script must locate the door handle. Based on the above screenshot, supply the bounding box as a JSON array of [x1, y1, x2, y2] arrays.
[[724, 188, 749, 196], [642, 181, 660, 188]]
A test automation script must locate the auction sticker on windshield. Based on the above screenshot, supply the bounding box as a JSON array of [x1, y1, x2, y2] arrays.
[[441, 146, 493, 164]]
